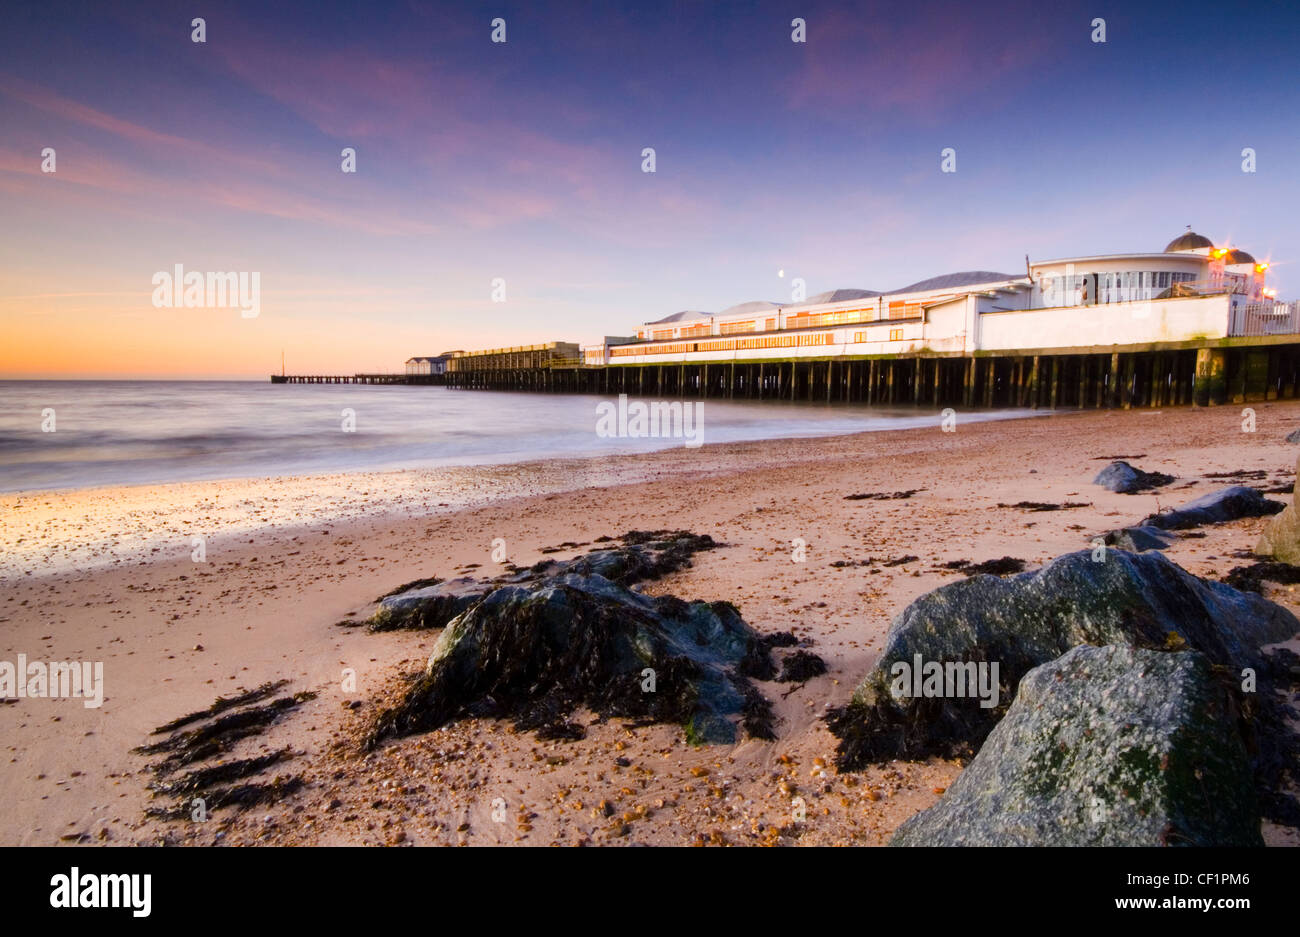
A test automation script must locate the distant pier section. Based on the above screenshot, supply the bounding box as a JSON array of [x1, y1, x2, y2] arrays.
[[270, 373, 416, 385]]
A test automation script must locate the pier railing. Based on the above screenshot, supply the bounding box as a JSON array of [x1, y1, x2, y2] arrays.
[[1230, 301, 1300, 337]]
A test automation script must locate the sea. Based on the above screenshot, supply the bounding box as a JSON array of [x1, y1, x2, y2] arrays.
[[0, 381, 1041, 493]]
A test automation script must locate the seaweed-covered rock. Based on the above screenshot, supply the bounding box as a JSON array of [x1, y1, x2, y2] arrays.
[[362, 531, 717, 631], [1142, 485, 1283, 530], [827, 550, 1298, 769], [369, 577, 492, 632], [891, 645, 1261, 846], [1099, 525, 1177, 553], [1255, 456, 1300, 563], [366, 573, 781, 747], [1092, 460, 1175, 494]]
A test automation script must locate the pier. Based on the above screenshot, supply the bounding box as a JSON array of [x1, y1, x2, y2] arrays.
[[270, 341, 1300, 409], [270, 373, 418, 385], [272, 230, 1300, 410], [428, 341, 1300, 408]]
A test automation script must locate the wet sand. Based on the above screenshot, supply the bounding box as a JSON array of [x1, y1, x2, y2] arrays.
[[2, 402, 1298, 846]]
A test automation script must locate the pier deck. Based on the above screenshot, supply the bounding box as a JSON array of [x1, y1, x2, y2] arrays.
[[274, 340, 1300, 408]]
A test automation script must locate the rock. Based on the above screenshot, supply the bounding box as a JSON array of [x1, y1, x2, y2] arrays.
[[1286, 427, 1300, 444], [826, 550, 1298, 769], [364, 531, 717, 631], [366, 572, 782, 748], [1099, 525, 1177, 553], [369, 577, 491, 632], [1256, 456, 1300, 562], [1092, 460, 1175, 494], [890, 645, 1262, 846], [1142, 485, 1283, 530]]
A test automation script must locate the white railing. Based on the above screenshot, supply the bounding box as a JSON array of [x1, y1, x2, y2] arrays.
[[1231, 301, 1300, 337]]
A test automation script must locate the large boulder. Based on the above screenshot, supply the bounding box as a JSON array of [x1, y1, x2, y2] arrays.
[[366, 573, 798, 747], [1255, 456, 1300, 563], [1142, 485, 1283, 530], [890, 645, 1262, 846], [827, 550, 1298, 769], [1093, 461, 1175, 494]]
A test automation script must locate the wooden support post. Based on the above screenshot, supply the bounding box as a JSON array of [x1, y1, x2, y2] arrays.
[[1028, 356, 1041, 409], [1049, 357, 1060, 409], [758, 362, 764, 400], [1121, 355, 1135, 409]]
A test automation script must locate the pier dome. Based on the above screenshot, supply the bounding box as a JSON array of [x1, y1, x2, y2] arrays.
[[1222, 248, 1256, 265], [1164, 231, 1215, 252]]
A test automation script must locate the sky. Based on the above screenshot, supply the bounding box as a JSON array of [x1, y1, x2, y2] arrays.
[[2, 0, 1298, 378]]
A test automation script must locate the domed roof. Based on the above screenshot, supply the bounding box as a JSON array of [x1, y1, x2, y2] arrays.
[[1222, 248, 1256, 265], [807, 288, 883, 304], [1164, 231, 1215, 252], [893, 271, 1020, 293], [718, 300, 781, 317], [646, 309, 710, 325]]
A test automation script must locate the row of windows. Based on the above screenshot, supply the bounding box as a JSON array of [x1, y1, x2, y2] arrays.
[[719, 320, 757, 334], [610, 332, 839, 357], [1041, 271, 1196, 295], [605, 326, 921, 359], [787, 307, 875, 329], [646, 303, 929, 342]]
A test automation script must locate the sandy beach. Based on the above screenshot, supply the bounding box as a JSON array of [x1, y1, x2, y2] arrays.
[[3, 402, 1299, 847]]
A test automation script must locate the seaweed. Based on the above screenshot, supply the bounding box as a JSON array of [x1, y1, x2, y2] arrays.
[[882, 555, 919, 567], [844, 489, 923, 501], [961, 557, 1027, 577], [150, 680, 290, 734], [134, 692, 315, 757], [1222, 560, 1300, 594], [778, 650, 827, 683], [148, 750, 291, 796], [144, 775, 305, 820]]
